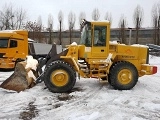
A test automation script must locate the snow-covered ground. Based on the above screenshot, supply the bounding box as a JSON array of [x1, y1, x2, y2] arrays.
[[0, 55, 160, 120]]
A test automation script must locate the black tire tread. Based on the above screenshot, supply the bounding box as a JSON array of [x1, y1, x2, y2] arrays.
[[109, 61, 138, 90], [43, 60, 76, 93]]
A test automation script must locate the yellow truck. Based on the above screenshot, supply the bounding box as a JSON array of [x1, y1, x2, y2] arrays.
[[0, 30, 54, 69], [0, 30, 28, 69]]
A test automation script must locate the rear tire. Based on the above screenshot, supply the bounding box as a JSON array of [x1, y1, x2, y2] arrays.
[[43, 60, 76, 93], [109, 61, 138, 90], [108, 62, 118, 85]]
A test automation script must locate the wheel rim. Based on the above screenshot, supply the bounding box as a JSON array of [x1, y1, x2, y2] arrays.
[[50, 69, 69, 87], [118, 69, 132, 85]]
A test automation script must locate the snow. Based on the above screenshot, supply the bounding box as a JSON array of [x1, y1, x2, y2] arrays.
[[109, 41, 119, 44], [0, 55, 160, 120], [25, 56, 38, 71], [131, 44, 149, 48], [71, 42, 78, 45], [25, 56, 38, 80]]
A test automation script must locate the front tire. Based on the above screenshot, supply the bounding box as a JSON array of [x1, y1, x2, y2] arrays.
[[43, 60, 76, 93], [109, 61, 138, 90]]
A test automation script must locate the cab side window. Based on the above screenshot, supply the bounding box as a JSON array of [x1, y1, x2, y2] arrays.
[[93, 26, 107, 46], [10, 40, 17, 48]]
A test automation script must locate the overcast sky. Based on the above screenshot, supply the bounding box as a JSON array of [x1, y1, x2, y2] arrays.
[[1, 0, 160, 29]]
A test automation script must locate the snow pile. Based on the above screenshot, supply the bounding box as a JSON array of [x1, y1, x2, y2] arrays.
[[25, 55, 38, 80], [105, 53, 112, 63], [132, 44, 149, 48], [25, 55, 38, 71], [109, 41, 119, 44], [71, 42, 77, 45]]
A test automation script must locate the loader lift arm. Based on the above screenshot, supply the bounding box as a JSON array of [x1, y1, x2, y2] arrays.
[[36, 44, 68, 83]]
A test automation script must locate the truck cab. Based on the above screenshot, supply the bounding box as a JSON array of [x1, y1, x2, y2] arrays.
[[0, 30, 28, 69]]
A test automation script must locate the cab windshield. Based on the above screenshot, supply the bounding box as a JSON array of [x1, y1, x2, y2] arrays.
[[0, 39, 8, 48], [80, 24, 91, 47]]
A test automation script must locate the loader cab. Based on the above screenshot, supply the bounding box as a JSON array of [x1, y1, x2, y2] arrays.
[[80, 20, 110, 58]]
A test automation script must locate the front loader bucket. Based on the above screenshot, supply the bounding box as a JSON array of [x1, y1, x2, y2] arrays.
[[0, 56, 38, 92]]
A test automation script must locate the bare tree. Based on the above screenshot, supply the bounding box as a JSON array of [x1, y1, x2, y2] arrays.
[[133, 5, 144, 44], [47, 14, 53, 44], [0, 3, 27, 30], [158, 3, 160, 45], [92, 8, 100, 21], [118, 15, 127, 44], [14, 8, 27, 29], [0, 4, 14, 30], [35, 16, 44, 42], [37, 16, 42, 27], [24, 21, 42, 42], [152, 3, 158, 44], [58, 10, 63, 45], [104, 12, 112, 26], [151, 3, 160, 45], [68, 11, 76, 44]]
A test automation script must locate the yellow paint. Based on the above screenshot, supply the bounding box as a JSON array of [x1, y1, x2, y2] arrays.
[[50, 69, 69, 87], [0, 30, 28, 69], [118, 69, 132, 85], [61, 20, 157, 80]]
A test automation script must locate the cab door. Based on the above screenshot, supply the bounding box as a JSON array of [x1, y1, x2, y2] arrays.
[[7, 39, 18, 58], [91, 25, 108, 58]]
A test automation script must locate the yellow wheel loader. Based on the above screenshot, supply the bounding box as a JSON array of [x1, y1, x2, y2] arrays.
[[36, 19, 157, 93]]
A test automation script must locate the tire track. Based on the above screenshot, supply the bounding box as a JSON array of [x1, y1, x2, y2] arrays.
[[49, 82, 105, 108]]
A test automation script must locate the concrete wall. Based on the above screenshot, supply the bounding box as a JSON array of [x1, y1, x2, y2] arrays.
[[29, 28, 155, 46]]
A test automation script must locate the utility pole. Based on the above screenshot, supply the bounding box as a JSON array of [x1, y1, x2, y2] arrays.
[[48, 24, 52, 44], [59, 20, 62, 45], [128, 27, 132, 45]]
